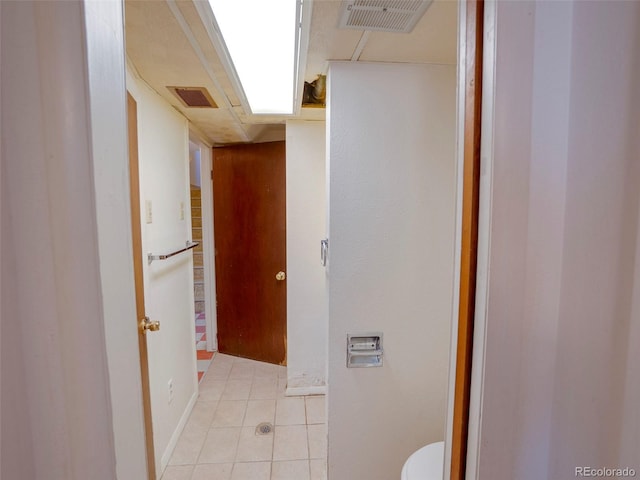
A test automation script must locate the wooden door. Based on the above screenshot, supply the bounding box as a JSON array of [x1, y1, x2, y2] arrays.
[[213, 141, 287, 365], [127, 93, 156, 479]]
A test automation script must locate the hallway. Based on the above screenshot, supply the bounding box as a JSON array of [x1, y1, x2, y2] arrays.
[[162, 354, 327, 480]]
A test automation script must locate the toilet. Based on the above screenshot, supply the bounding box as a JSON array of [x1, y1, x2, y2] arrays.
[[401, 441, 445, 480]]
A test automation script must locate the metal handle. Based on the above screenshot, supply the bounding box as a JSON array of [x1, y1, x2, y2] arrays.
[[148, 241, 199, 264], [140, 316, 160, 333], [276, 271, 286, 281]]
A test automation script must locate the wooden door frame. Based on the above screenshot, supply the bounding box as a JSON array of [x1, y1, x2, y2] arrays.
[[448, 1, 485, 479], [127, 92, 157, 480]]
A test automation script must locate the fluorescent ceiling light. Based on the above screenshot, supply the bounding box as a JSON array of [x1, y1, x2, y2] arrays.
[[208, 0, 299, 115]]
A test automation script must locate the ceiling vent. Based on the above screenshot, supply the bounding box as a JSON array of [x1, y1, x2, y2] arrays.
[[338, 0, 433, 33], [168, 87, 218, 108]]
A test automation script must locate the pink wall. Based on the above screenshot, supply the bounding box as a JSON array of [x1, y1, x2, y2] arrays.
[[474, 1, 640, 478], [1, 191, 36, 480], [620, 202, 640, 466]]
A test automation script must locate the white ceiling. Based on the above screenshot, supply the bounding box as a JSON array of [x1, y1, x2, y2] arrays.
[[124, 0, 458, 146]]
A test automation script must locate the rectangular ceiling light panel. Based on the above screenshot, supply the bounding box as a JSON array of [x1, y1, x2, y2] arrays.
[[208, 0, 299, 115], [339, 0, 433, 33]]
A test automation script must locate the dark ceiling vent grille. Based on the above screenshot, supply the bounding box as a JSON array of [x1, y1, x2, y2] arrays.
[[339, 0, 433, 33], [168, 87, 218, 108]]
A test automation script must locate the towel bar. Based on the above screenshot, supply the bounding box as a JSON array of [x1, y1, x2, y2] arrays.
[[148, 240, 199, 264]]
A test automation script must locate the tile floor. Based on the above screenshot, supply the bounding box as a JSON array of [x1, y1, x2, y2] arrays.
[[162, 353, 327, 480]]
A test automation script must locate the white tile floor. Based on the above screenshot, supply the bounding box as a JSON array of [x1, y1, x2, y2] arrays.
[[162, 353, 327, 480]]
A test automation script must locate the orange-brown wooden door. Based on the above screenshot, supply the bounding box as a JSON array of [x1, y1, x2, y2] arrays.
[[127, 92, 157, 479], [213, 141, 287, 365]]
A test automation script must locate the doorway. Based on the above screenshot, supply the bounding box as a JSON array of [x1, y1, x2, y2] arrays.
[[116, 1, 480, 478], [189, 141, 215, 381]]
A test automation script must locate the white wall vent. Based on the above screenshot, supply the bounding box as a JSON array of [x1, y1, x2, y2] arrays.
[[338, 0, 433, 33]]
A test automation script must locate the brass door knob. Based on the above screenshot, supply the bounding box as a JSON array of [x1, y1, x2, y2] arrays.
[[276, 271, 286, 281], [140, 316, 160, 334]]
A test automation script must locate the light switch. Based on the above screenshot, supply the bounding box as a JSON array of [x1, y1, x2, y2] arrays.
[[145, 200, 153, 224], [179, 201, 185, 220]]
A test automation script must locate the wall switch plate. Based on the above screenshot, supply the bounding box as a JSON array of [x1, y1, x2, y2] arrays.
[[168, 379, 174, 404], [145, 200, 153, 224], [179, 201, 185, 220]]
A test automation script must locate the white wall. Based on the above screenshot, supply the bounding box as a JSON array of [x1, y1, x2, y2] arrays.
[[285, 120, 328, 394], [472, 1, 640, 478], [326, 62, 456, 480], [189, 147, 201, 187], [127, 71, 198, 474], [1, 1, 119, 478]]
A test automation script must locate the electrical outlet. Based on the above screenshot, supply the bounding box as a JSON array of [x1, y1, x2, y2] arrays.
[[168, 379, 174, 404], [145, 200, 153, 224], [179, 201, 185, 220]]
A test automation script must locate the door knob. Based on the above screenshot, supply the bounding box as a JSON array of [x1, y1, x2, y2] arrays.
[[140, 316, 160, 334], [276, 271, 286, 281]]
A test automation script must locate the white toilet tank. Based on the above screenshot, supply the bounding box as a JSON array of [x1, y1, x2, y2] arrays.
[[401, 441, 445, 480]]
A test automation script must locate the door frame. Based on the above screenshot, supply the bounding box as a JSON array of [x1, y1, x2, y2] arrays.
[[84, 0, 490, 476], [189, 131, 218, 352], [445, 0, 487, 479], [463, 0, 496, 478]]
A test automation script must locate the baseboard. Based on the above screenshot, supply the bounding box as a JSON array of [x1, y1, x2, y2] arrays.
[[285, 384, 327, 396], [159, 390, 198, 472]]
